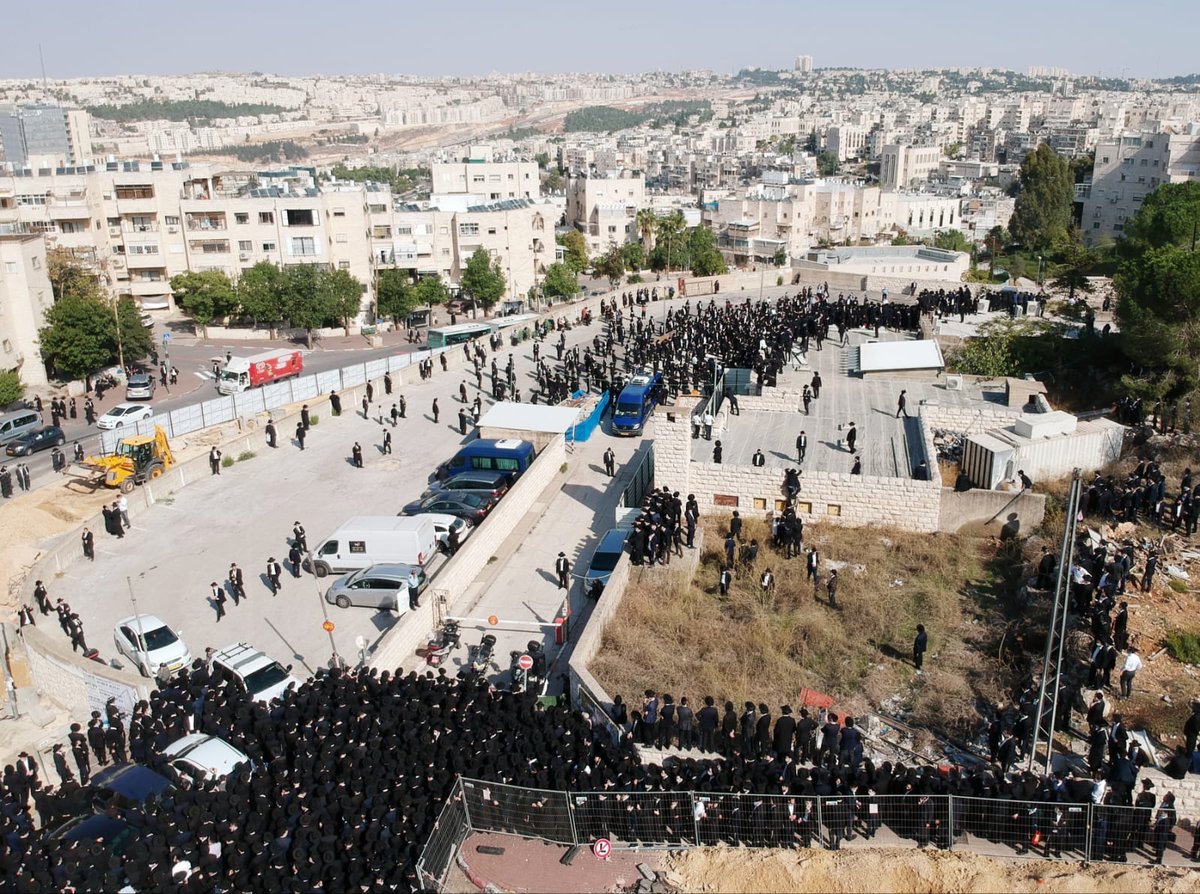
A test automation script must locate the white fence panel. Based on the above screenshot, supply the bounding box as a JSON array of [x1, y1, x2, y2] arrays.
[[388, 354, 414, 372], [201, 398, 236, 427], [261, 382, 291, 411], [233, 390, 267, 418], [340, 365, 366, 388], [290, 375, 320, 402], [364, 358, 388, 380], [315, 370, 342, 395], [169, 406, 205, 438]]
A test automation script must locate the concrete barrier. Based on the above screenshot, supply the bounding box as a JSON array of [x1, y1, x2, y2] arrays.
[[16, 625, 147, 719], [368, 435, 568, 672], [938, 487, 1047, 535]]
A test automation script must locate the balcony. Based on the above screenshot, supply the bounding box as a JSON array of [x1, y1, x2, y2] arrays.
[[123, 222, 159, 234], [186, 215, 227, 231], [126, 250, 163, 269], [48, 202, 91, 220]]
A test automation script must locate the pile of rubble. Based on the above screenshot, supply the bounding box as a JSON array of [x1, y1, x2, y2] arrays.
[[618, 863, 685, 894]]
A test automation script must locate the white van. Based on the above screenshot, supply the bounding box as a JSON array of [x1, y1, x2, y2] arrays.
[[0, 408, 42, 445], [311, 516, 439, 578]]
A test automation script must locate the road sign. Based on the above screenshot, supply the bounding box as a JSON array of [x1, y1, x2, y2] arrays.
[[322, 620, 335, 633], [517, 653, 533, 671], [487, 615, 498, 625], [592, 838, 611, 860]]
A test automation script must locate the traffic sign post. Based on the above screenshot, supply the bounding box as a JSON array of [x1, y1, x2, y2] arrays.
[[322, 620, 335, 633], [517, 653, 533, 671], [592, 838, 611, 860]]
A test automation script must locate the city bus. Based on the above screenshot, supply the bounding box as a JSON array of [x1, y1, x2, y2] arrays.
[[427, 322, 491, 350]]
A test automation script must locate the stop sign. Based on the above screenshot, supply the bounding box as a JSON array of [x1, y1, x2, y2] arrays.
[[517, 653, 534, 671]]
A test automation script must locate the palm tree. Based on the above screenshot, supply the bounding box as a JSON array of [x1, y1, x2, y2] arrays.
[[636, 208, 658, 255]]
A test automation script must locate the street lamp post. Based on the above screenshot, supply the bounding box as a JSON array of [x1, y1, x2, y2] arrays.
[[126, 576, 148, 675], [306, 549, 342, 667]]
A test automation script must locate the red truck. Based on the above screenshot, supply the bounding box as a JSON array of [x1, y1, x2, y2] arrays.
[[216, 349, 304, 395]]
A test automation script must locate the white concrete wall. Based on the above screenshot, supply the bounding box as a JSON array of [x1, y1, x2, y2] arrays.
[[921, 401, 1022, 435], [368, 435, 568, 672]]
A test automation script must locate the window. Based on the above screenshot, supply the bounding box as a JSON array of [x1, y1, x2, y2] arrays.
[[285, 209, 317, 226], [235, 213, 249, 224], [487, 227, 496, 236], [396, 226, 413, 236], [439, 227, 449, 235], [459, 223, 479, 236], [239, 240, 253, 251], [258, 212, 275, 224], [16, 194, 47, 206], [333, 208, 345, 217], [127, 244, 159, 255], [164, 215, 180, 226], [1093, 222, 1101, 229], [489, 174, 501, 182], [114, 185, 154, 200], [290, 236, 317, 256], [262, 242, 276, 252], [335, 233, 348, 243], [339, 260, 351, 269], [4, 262, 16, 273], [472, 175, 485, 184]]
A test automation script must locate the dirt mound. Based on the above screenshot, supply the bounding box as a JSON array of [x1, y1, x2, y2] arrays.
[[663, 847, 1200, 893]]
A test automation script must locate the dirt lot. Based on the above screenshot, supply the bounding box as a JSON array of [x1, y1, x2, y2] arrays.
[[663, 847, 1200, 893], [591, 516, 1019, 743]]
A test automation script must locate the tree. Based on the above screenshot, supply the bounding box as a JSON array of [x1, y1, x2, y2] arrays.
[[1050, 244, 1097, 300], [376, 270, 417, 322], [236, 262, 287, 333], [621, 241, 646, 273], [650, 212, 688, 272], [280, 265, 325, 348], [816, 151, 840, 177], [38, 292, 120, 381], [169, 270, 238, 336], [46, 247, 101, 302], [541, 262, 580, 302], [635, 207, 658, 254], [543, 169, 564, 192], [414, 274, 450, 314], [985, 226, 1009, 278], [1114, 182, 1200, 392], [115, 297, 154, 367], [556, 230, 589, 274], [318, 268, 365, 333], [689, 227, 728, 277], [933, 229, 971, 253], [593, 245, 625, 288], [773, 248, 788, 267], [534, 151, 551, 168], [0, 370, 24, 407], [1009, 144, 1074, 252], [460, 248, 506, 313], [804, 129, 819, 154]]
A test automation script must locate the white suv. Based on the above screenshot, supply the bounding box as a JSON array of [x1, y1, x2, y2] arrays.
[[210, 643, 301, 704]]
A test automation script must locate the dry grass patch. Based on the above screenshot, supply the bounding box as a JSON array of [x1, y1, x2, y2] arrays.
[[592, 516, 1013, 739]]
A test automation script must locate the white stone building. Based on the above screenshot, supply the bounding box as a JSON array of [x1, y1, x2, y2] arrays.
[[0, 233, 53, 386]]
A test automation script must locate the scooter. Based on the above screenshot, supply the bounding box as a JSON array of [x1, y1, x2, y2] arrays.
[[423, 620, 460, 666], [458, 634, 497, 682]]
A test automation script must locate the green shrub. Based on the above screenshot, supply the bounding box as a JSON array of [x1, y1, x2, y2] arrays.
[[1168, 578, 1189, 593], [237, 450, 256, 462], [221, 456, 235, 468], [560, 462, 568, 474], [1166, 630, 1200, 665], [309, 414, 320, 426], [776, 275, 784, 286], [627, 273, 643, 284]]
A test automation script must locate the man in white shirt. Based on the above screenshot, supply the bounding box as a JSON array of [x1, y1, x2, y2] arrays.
[[1120, 647, 1143, 697]]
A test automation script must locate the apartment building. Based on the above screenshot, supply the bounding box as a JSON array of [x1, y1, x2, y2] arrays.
[[1082, 123, 1200, 245], [0, 159, 374, 314], [827, 125, 869, 162], [430, 156, 539, 202], [0, 233, 53, 386], [0, 105, 93, 168], [880, 143, 941, 189], [565, 172, 646, 253]]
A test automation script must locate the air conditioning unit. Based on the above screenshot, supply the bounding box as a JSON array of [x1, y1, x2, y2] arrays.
[[945, 374, 964, 391], [239, 252, 250, 261], [168, 226, 178, 233]]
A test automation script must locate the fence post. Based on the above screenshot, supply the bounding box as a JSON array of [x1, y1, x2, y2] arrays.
[[457, 778, 473, 833], [691, 793, 702, 846], [1084, 803, 1093, 864], [946, 794, 954, 850], [815, 795, 824, 849], [565, 792, 580, 846]]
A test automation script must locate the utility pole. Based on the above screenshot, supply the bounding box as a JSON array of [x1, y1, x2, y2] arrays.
[[126, 577, 148, 675]]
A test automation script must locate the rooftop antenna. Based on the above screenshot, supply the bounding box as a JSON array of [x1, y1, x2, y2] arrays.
[[39, 43, 48, 89]]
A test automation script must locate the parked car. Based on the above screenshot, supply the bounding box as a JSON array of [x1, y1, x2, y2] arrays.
[[112, 614, 192, 678], [325, 563, 427, 611], [5, 425, 64, 456], [161, 734, 251, 786], [421, 469, 513, 501], [90, 763, 174, 810], [125, 373, 156, 400], [583, 528, 631, 589], [401, 490, 497, 523], [97, 403, 154, 430], [210, 643, 300, 704], [47, 814, 139, 855], [422, 512, 473, 551]]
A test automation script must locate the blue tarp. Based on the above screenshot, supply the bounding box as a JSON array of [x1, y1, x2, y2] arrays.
[[565, 391, 609, 442]]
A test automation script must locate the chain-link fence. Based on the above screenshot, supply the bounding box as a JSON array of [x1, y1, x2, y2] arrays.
[[620, 442, 655, 511], [415, 777, 1196, 888], [415, 778, 469, 891]]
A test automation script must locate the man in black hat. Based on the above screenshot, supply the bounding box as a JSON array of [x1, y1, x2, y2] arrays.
[[555, 552, 570, 589]]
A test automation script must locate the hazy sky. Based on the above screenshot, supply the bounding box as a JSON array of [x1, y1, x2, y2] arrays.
[[4, 0, 1194, 80]]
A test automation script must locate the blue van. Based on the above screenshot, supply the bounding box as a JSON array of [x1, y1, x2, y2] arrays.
[[612, 372, 663, 436], [435, 438, 536, 482]]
